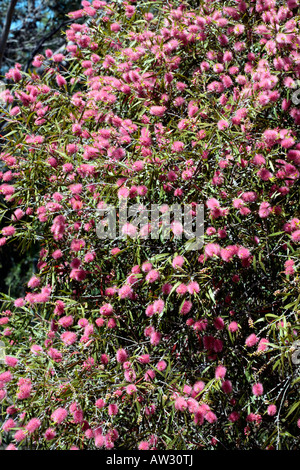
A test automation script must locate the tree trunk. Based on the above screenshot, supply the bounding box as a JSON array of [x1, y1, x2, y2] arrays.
[[0, 0, 18, 73]]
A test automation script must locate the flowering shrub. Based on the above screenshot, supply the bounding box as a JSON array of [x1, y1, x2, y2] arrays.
[[0, 0, 300, 450]]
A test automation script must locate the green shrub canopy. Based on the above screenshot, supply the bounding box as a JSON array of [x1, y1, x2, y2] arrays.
[[0, 0, 299, 450]]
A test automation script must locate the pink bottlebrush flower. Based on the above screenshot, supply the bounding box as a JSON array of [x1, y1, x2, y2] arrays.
[[205, 411, 217, 424], [52, 53, 65, 62], [206, 198, 220, 210], [267, 404, 277, 416], [118, 186, 130, 199], [228, 321, 239, 333], [84, 324, 94, 337], [242, 191, 257, 202], [121, 223, 137, 238], [150, 331, 161, 346], [12, 208, 24, 221], [104, 434, 115, 450], [124, 368, 136, 382], [142, 261, 152, 273], [175, 397, 188, 411], [172, 255, 184, 269], [26, 418, 41, 434], [252, 154, 265, 166], [174, 96, 185, 107], [138, 354, 150, 364], [62, 163, 74, 173], [284, 259, 295, 276], [149, 106, 166, 116], [95, 398, 105, 409], [222, 380, 233, 394], [69, 183, 83, 195], [84, 252, 95, 263], [139, 441, 149, 450], [215, 365, 227, 379], [257, 338, 269, 352], [2, 226, 15, 236], [193, 319, 208, 332], [213, 317, 225, 330], [162, 283, 172, 295], [108, 404, 118, 416], [111, 23, 121, 32], [58, 315, 73, 328], [2, 418, 16, 432], [70, 238, 85, 252], [153, 299, 165, 314], [52, 249, 63, 259], [10, 106, 20, 116], [228, 412, 240, 422], [56, 74, 66, 87], [144, 369, 155, 382], [95, 433, 105, 448], [171, 141, 184, 152], [0, 184, 15, 197], [0, 371, 12, 383], [118, 284, 133, 299], [126, 384, 137, 395], [156, 360, 167, 371], [145, 304, 154, 317], [14, 298, 25, 307], [54, 300, 65, 316], [252, 383, 264, 396], [193, 381, 205, 395], [14, 429, 27, 442], [44, 428, 56, 440], [213, 63, 224, 73], [187, 398, 198, 413], [5, 356, 18, 367], [180, 300, 193, 315], [100, 303, 114, 316], [116, 348, 128, 363], [246, 413, 260, 423], [145, 269, 160, 283], [60, 331, 77, 345], [205, 243, 221, 258], [171, 221, 183, 236], [132, 160, 145, 171], [234, 24, 245, 35], [139, 127, 152, 147], [259, 202, 272, 218], [233, 198, 244, 209], [131, 265, 141, 274], [257, 168, 273, 181], [238, 247, 251, 259], [51, 407, 68, 424], [30, 344, 43, 355], [187, 281, 200, 295], [217, 120, 229, 131], [291, 230, 300, 242], [47, 347, 62, 362], [246, 333, 259, 347], [281, 138, 295, 149], [218, 228, 227, 239], [206, 227, 216, 236]]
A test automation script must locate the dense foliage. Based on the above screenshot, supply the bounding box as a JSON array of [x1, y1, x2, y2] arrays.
[[0, 0, 300, 450]]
